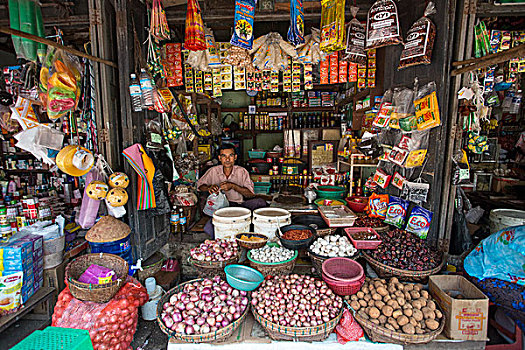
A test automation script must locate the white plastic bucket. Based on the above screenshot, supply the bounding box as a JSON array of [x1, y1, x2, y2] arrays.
[[141, 284, 164, 321], [252, 208, 291, 241], [489, 209, 525, 233], [212, 207, 252, 240]]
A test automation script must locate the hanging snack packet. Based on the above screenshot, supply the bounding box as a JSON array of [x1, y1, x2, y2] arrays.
[[398, 2, 437, 69], [366, 0, 403, 49], [320, 0, 346, 53], [372, 168, 391, 189], [185, 0, 206, 51], [392, 172, 406, 190], [414, 81, 441, 130], [384, 196, 409, 228], [231, 0, 257, 50], [344, 6, 367, 65], [368, 193, 389, 218], [405, 149, 427, 168], [288, 0, 305, 46], [406, 206, 433, 239]]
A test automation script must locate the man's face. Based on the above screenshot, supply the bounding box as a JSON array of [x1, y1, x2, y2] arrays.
[[219, 148, 236, 167]]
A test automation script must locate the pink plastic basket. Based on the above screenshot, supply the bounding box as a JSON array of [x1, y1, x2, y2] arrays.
[[344, 227, 382, 250], [322, 257, 364, 282], [322, 272, 365, 296]]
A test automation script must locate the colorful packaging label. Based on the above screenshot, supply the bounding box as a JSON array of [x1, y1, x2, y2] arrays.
[[384, 196, 409, 228], [230, 0, 256, 50], [406, 206, 433, 239]]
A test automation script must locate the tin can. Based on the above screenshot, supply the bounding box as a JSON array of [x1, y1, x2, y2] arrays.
[[273, 165, 279, 172], [266, 157, 272, 163]]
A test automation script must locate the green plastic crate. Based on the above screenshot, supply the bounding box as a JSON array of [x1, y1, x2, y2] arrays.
[[12, 327, 93, 350]]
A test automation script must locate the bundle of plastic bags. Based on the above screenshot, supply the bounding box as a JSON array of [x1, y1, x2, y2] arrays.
[[296, 28, 326, 65], [250, 33, 298, 72], [184, 0, 206, 51], [8, 0, 46, 62]]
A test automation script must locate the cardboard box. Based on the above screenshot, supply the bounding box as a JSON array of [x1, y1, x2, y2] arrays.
[[43, 258, 67, 292], [429, 275, 489, 341]]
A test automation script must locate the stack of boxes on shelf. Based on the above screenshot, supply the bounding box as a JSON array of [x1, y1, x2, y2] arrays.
[[0, 233, 44, 304]]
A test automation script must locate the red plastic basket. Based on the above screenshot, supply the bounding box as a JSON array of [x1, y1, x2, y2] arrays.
[[344, 227, 382, 250], [322, 272, 365, 296], [322, 257, 364, 282]]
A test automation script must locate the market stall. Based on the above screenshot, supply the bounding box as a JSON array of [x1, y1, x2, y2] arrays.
[[0, 0, 523, 348]]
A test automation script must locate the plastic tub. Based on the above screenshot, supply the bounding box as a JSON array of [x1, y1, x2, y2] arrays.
[[88, 234, 131, 255], [252, 208, 291, 241], [489, 209, 525, 233], [11, 327, 93, 350], [248, 150, 266, 159], [254, 182, 271, 194], [344, 227, 382, 250], [315, 186, 347, 199], [345, 196, 368, 213], [213, 207, 252, 240], [224, 264, 264, 291], [276, 224, 316, 250], [43, 235, 65, 255]]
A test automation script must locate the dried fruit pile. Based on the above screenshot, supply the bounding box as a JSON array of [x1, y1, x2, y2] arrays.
[[347, 277, 443, 335], [367, 229, 441, 271], [354, 216, 386, 228]]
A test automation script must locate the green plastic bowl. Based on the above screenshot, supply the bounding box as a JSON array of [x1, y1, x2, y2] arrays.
[[224, 264, 264, 291], [247, 242, 298, 265], [315, 186, 347, 199]]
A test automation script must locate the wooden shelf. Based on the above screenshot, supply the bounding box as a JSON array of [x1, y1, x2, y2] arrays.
[[4, 169, 52, 174], [476, 3, 525, 17], [0, 287, 55, 333], [222, 106, 336, 113]]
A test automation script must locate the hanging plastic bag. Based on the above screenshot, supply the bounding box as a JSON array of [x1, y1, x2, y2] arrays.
[[230, 0, 257, 50], [344, 6, 366, 65], [414, 81, 441, 131], [150, 0, 170, 41], [46, 50, 82, 120], [288, 0, 305, 46], [76, 167, 103, 229], [366, 0, 403, 49], [203, 192, 229, 216], [184, 0, 206, 51], [8, 0, 46, 62], [398, 2, 437, 69]]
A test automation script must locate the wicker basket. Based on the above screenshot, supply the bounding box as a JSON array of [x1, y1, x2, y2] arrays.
[[235, 233, 268, 250], [188, 252, 240, 279], [157, 279, 249, 343], [65, 253, 128, 303], [247, 244, 298, 276], [353, 306, 445, 344], [137, 252, 165, 282], [362, 251, 445, 283], [252, 308, 343, 341]]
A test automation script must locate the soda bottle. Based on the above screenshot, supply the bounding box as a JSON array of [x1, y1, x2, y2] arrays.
[[129, 73, 143, 112], [139, 68, 154, 107], [170, 206, 180, 234]]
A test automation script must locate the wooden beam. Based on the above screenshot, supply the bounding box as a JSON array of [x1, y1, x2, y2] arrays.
[[451, 44, 525, 76], [0, 26, 118, 68]]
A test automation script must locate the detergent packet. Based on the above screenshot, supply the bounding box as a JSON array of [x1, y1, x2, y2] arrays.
[[384, 196, 409, 228], [406, 206, 433, 239], [368, 193, 389, 218]]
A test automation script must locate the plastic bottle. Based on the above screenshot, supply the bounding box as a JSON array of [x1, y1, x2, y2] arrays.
[[170, 206, 179, 234], [129, 73, 143, 112], [179, 207, 187, 233], [139, 68, 154, 107]]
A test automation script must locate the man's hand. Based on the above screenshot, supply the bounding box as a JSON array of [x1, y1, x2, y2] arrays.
[[220, 182, 235, 191], [209, 184, 220, 194]]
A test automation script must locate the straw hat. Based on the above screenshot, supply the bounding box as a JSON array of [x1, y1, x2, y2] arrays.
[[85, 215, 131, 243], [56, 145, 94, 177]]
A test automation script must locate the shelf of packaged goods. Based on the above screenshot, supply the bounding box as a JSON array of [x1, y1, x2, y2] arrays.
[[476, 3, 525, 17], [222, 106, 336, 113], [336, 88, 370, 107], [4, 169, 52, 174], [237, 127, 340, 134], [3, 152, 34, 157]]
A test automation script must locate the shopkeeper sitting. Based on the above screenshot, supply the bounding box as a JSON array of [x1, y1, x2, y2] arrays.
[[197, 144, 267, 238]]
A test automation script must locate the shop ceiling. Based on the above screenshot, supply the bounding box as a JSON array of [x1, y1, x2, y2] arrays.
[[0, 0, 379, 51]]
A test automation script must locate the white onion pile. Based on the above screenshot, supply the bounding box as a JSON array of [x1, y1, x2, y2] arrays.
[[251, 274, 342, 327], [309, 235, 357, 257], [190, 239, 239, 262], [250, 245, 294, 263], [160, 276, 248, 335]]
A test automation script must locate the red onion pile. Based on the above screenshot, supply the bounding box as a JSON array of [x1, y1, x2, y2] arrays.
[[160, 276, 248, 335], [251, 274, 342, 328], [190, 239, 239, 262]]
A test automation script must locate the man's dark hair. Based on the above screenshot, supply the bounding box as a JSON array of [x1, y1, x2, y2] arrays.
[[219, 143, 236, 152]]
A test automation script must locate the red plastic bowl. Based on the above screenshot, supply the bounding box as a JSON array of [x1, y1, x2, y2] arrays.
[[345, 196, 368, 213], [322, 272, 365, 296], [322, 257, 364, 282]]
